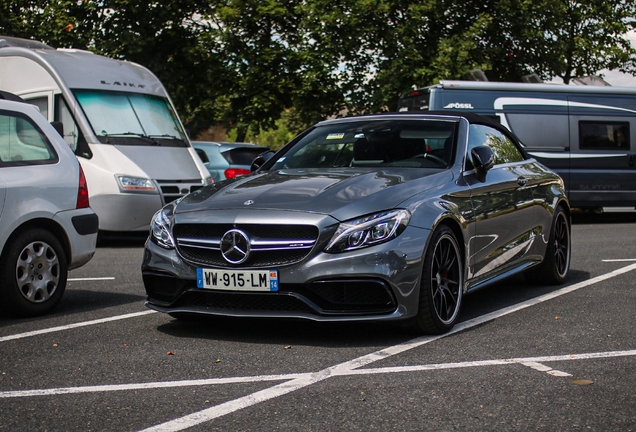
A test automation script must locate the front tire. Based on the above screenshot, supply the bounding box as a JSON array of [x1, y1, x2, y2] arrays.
[[0, 228, 68, 317], [526, 206, 571, 285], [410, 225, 463, 334]]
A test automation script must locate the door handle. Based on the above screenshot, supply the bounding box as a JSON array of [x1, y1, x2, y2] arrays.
[[517, 176, 527, 187]]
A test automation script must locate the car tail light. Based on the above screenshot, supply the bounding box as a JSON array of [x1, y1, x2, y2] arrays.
[[224, 168, 252, 179], [77, 166, 90, 209]]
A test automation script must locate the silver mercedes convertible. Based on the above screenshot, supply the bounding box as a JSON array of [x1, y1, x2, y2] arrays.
[[142, 112, 570, 334]]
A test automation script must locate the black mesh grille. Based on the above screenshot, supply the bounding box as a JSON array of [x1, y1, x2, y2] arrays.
[[173, 223, 319, 268], [174, 224, 318, 240], [178, 248, 312, 268], [146, 278, 397, 316], [143, 274, 188, 303], [173, 291, 317, 314]]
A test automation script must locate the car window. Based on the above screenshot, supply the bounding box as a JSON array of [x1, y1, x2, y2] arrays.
[[270, 119, 456, 170], [466, 124, 524, 169], [195, 148, 209, 163], [0, 109, 57, 165], [223, 147, 268, 165]]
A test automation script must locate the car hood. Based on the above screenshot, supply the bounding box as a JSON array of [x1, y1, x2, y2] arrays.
[[178, 168, 453, 221]]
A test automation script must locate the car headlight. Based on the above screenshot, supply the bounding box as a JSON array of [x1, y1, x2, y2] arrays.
[[150, 199, 181, 249], [116, 175, 157, 192], [325, 209, 411, 253]]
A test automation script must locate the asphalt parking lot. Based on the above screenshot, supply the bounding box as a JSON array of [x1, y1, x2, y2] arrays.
[[1, 211, 635, 431]]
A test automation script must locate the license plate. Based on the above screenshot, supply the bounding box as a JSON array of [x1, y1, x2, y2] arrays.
[[196, 268, 279, 292]]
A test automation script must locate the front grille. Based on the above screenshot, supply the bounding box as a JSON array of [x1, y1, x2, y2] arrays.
[[156, 179, 203, 204], [174, 223, 319, 268]]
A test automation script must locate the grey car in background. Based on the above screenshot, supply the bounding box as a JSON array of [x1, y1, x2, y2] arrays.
[[192, 141, 270, 182], [0, 94, 98, 317], [143, 112, 571, 334]]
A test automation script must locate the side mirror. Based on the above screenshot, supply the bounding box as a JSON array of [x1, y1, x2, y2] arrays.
[[50, 121, 64, 137], [471, 145, 495, 181], [251, 150, 276, 172]]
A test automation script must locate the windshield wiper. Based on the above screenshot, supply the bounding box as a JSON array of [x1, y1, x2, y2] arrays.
[[100, 132, 160, 145], [148, 134, 188, 144]]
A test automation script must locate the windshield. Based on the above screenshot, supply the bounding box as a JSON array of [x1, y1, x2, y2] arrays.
[[74, 90, 188, 146], [270, 119, 457, 171]]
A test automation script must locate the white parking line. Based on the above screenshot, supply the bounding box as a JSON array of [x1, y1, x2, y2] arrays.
[[68, 277, 116, 281], [138, 261, 636, 432], [0, 310, 156, 342], [601, 258, 636, 262], [3, 349, 634, 399]]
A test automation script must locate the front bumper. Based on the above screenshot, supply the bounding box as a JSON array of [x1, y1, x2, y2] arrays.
[[141, 223, 429, 322]]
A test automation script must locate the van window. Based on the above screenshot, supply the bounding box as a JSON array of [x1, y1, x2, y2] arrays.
[[26, 97, 48, 119], [0, 110, 57, 165], [579, 121, 629, 150], [467, 124, 524, 169]]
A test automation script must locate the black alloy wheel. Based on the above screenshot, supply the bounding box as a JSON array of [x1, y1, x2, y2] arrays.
[[525, 206, 571, 285], [410, 225, 463, 334]]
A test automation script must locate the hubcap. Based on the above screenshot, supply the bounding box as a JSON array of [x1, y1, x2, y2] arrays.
[[15, 241, 60, 303], [431, 234, 462, 324]]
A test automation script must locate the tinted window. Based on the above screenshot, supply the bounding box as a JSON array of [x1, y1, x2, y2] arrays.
[[270, 119, 456, 170], [467, 124, 524, 168], [0, 110, 57, 165], [579, 121, 629, 150], [223, 147, 269, 165]]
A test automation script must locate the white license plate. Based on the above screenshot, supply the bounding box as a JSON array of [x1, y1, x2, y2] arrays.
[[196, 268, 279, 292]]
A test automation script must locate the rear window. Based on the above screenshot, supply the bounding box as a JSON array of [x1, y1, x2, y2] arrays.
[[223, 147, 268, 165], [0, 109, 58, 166]]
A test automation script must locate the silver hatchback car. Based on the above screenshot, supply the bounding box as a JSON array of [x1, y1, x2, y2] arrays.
[[0, 94, 98, 317]]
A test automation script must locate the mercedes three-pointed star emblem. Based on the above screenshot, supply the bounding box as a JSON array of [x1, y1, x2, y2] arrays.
[[220, 229, 251, 264]]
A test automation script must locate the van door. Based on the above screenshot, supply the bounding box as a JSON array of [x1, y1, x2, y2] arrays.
[[568, 95, 636, 208]]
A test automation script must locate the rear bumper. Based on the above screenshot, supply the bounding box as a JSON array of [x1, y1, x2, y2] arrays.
[[54, 208, 98, 270]]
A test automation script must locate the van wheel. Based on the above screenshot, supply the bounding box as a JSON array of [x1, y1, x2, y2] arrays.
[[409, 226, 463, 334], [0, 228, 68, 317], [525, 206, 571, 285]]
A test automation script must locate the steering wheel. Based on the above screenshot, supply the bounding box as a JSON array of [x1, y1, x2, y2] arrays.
[[412, 153, 447, 167]]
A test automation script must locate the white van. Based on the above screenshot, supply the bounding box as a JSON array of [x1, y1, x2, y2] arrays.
[[0, 36, 212, 231]]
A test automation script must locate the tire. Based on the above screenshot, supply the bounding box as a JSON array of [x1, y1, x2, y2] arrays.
[[409, 225, 464, 334], [525, 206, 571, 285], [0, 228, 68, 317]]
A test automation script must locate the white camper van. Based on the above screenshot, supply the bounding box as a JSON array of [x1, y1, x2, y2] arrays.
[[0, 36, 212, 231]]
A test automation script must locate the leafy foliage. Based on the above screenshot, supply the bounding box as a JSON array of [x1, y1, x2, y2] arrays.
[[1, 0, 635, 139]]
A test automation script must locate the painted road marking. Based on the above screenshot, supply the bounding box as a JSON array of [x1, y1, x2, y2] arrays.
[[1, 262, 635, 431], [1, 349, 633, 399], [68, 277, 116, 281], [519, 361, 572, 377], [0, 311, 156, 342], [137, 261, 636, 432], [602, 258, 636, 262]]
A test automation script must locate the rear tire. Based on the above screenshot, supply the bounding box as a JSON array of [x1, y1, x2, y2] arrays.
[[0, 228, 68, 317], [525, 206, 571, 285], [409, 225, 463, 334]]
